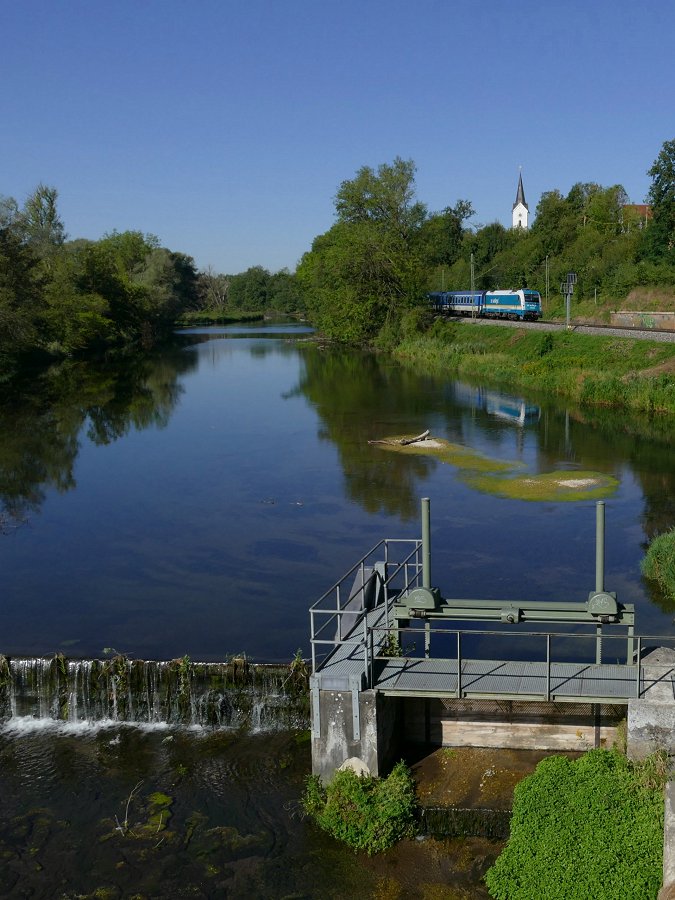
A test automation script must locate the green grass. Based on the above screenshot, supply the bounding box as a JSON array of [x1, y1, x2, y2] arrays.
[[642, 528, 675, 601], [175, 310, 264, 326], [485, 749, 667, 900], [395, 323, 675, 416]]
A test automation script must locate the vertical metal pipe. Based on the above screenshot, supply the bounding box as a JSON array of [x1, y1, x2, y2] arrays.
[[457, 631, 462, 698], [422, 497, 431, 589], [596, 501, 605, 593], [636, 636, 642, 698], [546, 633, 551, 701]]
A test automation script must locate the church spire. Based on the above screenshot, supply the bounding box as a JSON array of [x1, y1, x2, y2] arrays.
[[513, 170, 528, 211], [512, 169, 529, 229]]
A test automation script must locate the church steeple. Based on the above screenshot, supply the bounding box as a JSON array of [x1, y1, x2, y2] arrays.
[[512, 169, 529, 229]]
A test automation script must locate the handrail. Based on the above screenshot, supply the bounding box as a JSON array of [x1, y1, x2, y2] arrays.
[[309, 538, 423, 673], [363, 624, 675, 701]]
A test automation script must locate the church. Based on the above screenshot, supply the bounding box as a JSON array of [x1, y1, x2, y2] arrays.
[[512, 171, 529, 229]]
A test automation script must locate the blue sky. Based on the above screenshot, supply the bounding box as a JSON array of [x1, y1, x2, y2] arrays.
[[3, 0, 673, 274]]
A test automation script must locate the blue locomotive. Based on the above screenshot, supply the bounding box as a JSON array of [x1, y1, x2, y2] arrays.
[[429, 289, 542, 321]]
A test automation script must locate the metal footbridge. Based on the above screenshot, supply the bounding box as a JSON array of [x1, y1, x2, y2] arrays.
[[309, 501, 674, 713]]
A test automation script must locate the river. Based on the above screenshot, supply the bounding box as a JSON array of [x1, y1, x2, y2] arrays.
[[1, 322, 674, 897]]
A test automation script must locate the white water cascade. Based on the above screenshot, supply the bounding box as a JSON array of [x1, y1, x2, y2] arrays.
[[0, 656, 309, 731]]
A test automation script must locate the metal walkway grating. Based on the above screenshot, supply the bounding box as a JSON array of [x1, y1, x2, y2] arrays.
[[366, 657, 669, 704]]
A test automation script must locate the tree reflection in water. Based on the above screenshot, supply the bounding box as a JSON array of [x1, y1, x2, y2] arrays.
[[0, 343, 197, 530]]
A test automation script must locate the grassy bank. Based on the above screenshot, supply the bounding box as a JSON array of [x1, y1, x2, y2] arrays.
[[642, 528, 675, 602], [175, 310, 264, 326], [395, 321, 675, 417]]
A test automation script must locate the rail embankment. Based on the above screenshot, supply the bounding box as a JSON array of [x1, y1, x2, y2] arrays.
[[395, 321, 675, 418]]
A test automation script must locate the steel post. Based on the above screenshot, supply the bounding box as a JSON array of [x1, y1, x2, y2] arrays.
[[457, 631, 462, 698], [422, 497, 431, 589], [596, 501, 605, 593]]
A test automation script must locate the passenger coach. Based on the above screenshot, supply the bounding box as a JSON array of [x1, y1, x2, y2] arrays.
[[429, 289, 542, 321]]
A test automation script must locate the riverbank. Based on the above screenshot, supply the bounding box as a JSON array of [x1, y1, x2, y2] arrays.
[[175, 310, 265, 326], [395, 320, 675, 418]]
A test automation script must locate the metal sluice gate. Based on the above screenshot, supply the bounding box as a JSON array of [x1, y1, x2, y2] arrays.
[[308, 500, 662, 739]]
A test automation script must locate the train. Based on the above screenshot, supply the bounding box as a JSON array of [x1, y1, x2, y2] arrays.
[[428, 289, 542, 321]]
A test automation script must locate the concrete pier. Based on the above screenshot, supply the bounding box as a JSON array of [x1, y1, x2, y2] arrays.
[[627, 648, 675, 760]]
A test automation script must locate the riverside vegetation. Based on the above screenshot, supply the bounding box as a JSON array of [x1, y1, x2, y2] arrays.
[[485, 749, 668, 900], [3, 139, 673, 379], [302, 749, 668, 900], [642, 528, 675, 605]]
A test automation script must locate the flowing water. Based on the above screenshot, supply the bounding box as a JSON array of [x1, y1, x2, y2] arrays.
[[1, 322, 675, 896]]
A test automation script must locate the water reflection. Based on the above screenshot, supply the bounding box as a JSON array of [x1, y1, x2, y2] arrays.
[[452, 384, 541, 427], [1, 326, 675, 657], [0, 346, 196, 529], [294, 346, 438, 520]]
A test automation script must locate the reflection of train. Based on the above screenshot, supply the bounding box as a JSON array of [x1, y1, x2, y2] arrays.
[[429, 289, 542, 321], [485, 393, 540, 426], [452, 383, 541, 426]]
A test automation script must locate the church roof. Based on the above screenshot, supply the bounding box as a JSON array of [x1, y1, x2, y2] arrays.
[[512, 172, 528, 211]]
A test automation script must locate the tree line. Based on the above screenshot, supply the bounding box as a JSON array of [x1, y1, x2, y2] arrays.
[[297, 139, 675, 345], [2, 138, 673, 373], [0, 186, 303, 378]]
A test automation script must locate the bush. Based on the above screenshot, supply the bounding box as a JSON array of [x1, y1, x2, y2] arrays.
[[485, 749, 666, 900], [642, 528, 675, 601], [302, 761, 417, 854]]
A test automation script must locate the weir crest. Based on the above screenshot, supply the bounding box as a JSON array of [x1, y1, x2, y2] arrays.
[[0, 656, 310, 731]]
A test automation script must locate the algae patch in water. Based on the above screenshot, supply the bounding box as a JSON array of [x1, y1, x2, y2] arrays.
[[370, 436, 517, 473], [463, 470, 619, 502], [370, 435, 618, 502]]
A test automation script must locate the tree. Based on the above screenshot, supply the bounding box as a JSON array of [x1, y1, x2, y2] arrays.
[[228, 266, 270, 310], [0, 219, 42, 364], [199, 266, 229, 310], [299, 158, 428, 343], [19, 184, 66, 271], [643, 138, 675, 262], [335, 157, 427, 239], [416, 204, 471, 269]]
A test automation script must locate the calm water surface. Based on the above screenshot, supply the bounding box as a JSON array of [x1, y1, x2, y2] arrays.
[[2, 322, 674, 660], [2, 321, 675, 897]]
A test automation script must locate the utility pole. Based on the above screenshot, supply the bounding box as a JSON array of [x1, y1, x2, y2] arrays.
[[470, 252, 476, 318], [545, 255, 549, 306]]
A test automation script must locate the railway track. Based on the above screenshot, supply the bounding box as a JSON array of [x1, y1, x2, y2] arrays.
[[458, 316, 675, 343]]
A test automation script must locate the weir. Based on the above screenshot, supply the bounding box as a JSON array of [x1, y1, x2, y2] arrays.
[[0, 656, 309, 731], [309, 500, 675, 780]]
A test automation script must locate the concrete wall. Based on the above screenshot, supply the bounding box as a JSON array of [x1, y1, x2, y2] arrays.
[[611, 311, 675, 330], [311, 689, 402, 781]]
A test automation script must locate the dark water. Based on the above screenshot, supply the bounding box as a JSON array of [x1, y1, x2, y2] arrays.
[[0, 722, 500, 899], [2, 322, 675, 896]]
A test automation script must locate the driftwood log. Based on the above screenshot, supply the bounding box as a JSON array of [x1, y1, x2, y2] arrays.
[[368, 429, 430, 447]]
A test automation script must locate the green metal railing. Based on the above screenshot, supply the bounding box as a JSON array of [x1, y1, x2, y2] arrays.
[[309, 538, 423, 674], [365, 623, 675, 702]]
